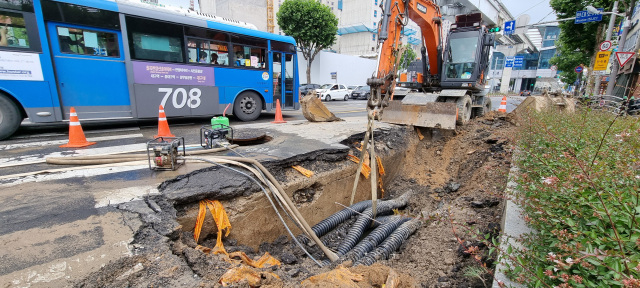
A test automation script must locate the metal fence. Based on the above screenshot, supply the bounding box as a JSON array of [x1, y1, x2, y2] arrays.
[[583, 95, 640, 116]]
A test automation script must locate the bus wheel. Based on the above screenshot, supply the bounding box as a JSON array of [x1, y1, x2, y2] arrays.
[[233, 92, 263, 121], [0, 93, 21, 140]]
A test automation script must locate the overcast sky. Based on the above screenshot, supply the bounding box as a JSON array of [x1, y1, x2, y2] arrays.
[[501, 0, 557, 24], [156, 0, 557, 27]]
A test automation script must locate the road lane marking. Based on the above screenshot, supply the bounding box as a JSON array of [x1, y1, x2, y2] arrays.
[[0, 162, 148, 187], [94, 186, 160, 208], [0, 134, 144, 151], [0, 143, 148, 168]]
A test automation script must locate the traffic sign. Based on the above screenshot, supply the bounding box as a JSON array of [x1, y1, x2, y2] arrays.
[[505, 57, 515, 68], [600, 40, 612, 51], [594, 51, 612, 70], [504, 20, 515, 35], [514, 56, 524, 67], [615, 52, 635, 66], [550, 65, 557, 71], [575, 8, 604, 24], [575, 66, 583, 73]]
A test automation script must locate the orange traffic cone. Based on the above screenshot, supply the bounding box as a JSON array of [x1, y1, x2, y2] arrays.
[[154, 105, 175, 138], [60, 107, 97, 148], [498, 96, 507, 113], [272, 99, 287, 124]]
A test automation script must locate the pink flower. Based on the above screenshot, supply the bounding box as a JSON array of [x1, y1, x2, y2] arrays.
[[543, 176, 559, 185]]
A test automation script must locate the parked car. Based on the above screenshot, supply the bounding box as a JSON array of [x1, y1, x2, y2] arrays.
[[316, 84, 350, 101], [347, 85, 361, 94], [350, 85, 371, 100], [300, 84, 320, 96], [519, 90, 531, 96]]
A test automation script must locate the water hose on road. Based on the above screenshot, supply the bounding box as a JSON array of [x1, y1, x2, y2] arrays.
[[335, 192, 412, 256], [45, 145, 238, 165], [355, 219, 422, 266], [297, 200, 373, 245]]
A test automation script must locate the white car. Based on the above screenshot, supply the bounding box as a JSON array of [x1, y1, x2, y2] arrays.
[[316, 84, 350, 101]]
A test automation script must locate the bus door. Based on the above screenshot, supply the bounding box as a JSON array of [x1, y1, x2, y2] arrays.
[[47, 22, 130, 119], [272, 52, 295, 109]]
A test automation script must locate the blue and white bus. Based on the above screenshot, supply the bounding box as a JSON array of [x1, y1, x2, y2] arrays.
[[0, 0, 300, 140]]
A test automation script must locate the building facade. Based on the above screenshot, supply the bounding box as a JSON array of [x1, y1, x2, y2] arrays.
[[489, 25, 562, 93]]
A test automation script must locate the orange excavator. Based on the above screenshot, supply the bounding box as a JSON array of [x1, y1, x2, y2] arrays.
[[367, 0, 496, 129]]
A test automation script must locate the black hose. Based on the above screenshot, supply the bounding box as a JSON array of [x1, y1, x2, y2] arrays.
[[298, 200, 373, 245], [341, 216, 412, 263], [355, 219, 422, 266], [335, 192, 412, 256]]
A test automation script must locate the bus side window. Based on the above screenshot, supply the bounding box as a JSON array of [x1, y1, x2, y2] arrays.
[[126, 16, 184, 63], [232, 44, 266, 69], [0, 11, 28, 48], [209, 41, 228, 65], [56, 26, 119, 57]]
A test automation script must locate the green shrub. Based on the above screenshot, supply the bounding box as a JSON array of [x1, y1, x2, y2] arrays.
[[508, 108, 640, 287]]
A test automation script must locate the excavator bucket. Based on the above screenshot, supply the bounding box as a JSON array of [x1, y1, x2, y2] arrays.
[[381, 94, 457, 129]]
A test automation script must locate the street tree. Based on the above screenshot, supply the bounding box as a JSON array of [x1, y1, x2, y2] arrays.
[[399, 44, 417, 71], [277, 0, 338, 84]]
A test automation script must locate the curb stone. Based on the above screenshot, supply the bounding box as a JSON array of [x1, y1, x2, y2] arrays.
[[492, 165, 534, 288]]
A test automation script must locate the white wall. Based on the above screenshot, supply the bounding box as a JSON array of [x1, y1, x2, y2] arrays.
[[297, 51, 377, 86]]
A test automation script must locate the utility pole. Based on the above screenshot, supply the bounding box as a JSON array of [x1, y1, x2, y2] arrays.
[[605, 0, 635, 96], [594, 1, 618, 96]]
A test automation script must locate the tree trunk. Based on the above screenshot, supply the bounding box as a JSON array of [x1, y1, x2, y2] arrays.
[[306, 57, 312, 84]]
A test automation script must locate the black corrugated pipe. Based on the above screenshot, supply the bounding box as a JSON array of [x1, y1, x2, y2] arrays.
[[341, 216, 412, 263], [355, 219, 422, 266], [319, 215, 408, 267], [335, 192, 412, 256], [298, 200, 373, 245]]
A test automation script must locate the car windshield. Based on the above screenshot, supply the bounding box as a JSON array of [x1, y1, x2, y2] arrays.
[[320, 84, 333, 89], [357, 86, 370, 91], [445, 35, 478, 79], [348, 86, 357, 89]]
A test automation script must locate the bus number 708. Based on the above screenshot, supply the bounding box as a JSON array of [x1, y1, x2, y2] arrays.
[[158, 87, 202, 109]]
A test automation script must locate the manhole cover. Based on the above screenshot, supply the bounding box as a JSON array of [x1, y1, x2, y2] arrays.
[[228, 128, 267, 143]]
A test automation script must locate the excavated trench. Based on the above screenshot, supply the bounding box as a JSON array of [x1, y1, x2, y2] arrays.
[[77, 114, 514, 287]]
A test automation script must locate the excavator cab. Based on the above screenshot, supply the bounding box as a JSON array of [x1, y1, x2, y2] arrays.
[[440, 16, 494, 91]]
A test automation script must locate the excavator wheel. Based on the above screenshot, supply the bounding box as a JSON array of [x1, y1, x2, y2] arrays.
[[476, 98, 492, 118], [455, 95, 472, 125]]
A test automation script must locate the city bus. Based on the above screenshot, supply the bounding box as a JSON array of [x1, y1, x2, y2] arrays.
[[0, 0, 300, 140]]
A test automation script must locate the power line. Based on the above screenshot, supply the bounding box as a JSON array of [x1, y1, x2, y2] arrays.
[[515, 0, 549, 18]]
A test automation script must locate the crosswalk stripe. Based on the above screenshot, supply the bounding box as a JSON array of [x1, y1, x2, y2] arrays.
[[0, 134, 144, 151], [0, 163, 148, 187]]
